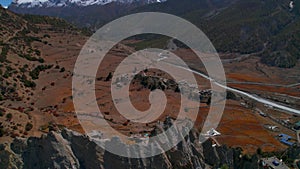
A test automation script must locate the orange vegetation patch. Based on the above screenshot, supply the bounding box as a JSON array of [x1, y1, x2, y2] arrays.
[[229, 84, 300, 97], [61, 101, 75, 113], [215, 102, 286, 154], [226, 73, 268, 83]]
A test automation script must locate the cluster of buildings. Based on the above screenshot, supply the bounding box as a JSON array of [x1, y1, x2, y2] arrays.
[[275, 120, 300, 147], [256, 106, 300, 147], [260, 157, 289, 169], [278, 133, 294, 146]]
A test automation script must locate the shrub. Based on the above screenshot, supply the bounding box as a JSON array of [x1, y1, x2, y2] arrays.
[[226, 91, 237, 100], [0, 45, 9, 63], [24, 80, 36, 88], [0, 128, 4, 137], [30, 64, 53, 80], [0, 108, 5, 116], [18, 54, 44, 63], [105, 72, 113, 81], [25, 123, 33, 131], [257, 147, 263, 155], [3, 71, 10, 78], [19, 67, 26, 73], [23, 36, 42, 45], [220, 164, 229, 169], [21, 75, 36, 88], [12, 126, 18, 130], [6, 113, 12, 120], [174, 86, 180, 93], [59, 67, 65, 72], [43, 34, 51, 38], [35, 49, 41, 56]]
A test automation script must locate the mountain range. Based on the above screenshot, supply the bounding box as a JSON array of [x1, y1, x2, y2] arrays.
[[11, 0, 166, 8], [8, 0, 300, 68], [1, 2, 300, 168]]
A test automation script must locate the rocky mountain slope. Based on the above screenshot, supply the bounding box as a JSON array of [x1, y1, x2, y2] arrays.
[[12, 0, 166, 8], [195, 0, 300, 68], [3, 116, 299, 169], [8, 0, 233, 29], [8, 0, 166, 29], [9, 0, 300, 68], [0, 119, 249, 169], [0, 6, 89, 141], [132, 0, 300, 68]]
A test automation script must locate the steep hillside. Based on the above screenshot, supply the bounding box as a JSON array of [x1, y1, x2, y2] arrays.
[[0, 7, 44, 104], [0, 7, 88, 141], [8, 0, 235, 30], [9, 0, 300, 68], [133, 0, 300, 68], [195, 0, 300, 68], [9, 0, 165, 29]]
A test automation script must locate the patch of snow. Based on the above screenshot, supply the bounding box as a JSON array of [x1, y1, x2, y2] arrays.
[[12, 0, 167, 8]]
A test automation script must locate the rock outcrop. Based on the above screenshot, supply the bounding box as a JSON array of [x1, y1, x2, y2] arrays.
[[0, 119, 238, 169]]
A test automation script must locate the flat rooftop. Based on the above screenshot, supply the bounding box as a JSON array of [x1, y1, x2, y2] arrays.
[[261, 157, 289, 169]]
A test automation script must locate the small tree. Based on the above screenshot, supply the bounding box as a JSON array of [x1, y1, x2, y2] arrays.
[[226, 91, 237, 100], [207, 97, 211, 105], [6, 113, 12, 120], [25, 123, 33, 131], [0, 108, 5, 116], [59, 67, 65, 72], [257, 147, 263, 155], [174, 86, 180, 93], [0, 128, 4, 137], [105, 72, 113, 81], [220, 164, 229, 169]]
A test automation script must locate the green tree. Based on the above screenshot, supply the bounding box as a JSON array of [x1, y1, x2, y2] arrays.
[[0, 108, 5, 116], [174, 86, 180, 93], [0, 128, 4, 137], [257, 147, 263, 155], [25, 123, 33, 131], [6, 113, 12, 120], [220, 164, 229, 169], [59, 67, 65, 72]]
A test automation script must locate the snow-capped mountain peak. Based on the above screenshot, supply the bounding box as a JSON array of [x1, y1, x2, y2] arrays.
[[12, 0, 166, 8]]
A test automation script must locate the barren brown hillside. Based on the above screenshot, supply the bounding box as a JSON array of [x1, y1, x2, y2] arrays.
[[0, 7, 299, 155]]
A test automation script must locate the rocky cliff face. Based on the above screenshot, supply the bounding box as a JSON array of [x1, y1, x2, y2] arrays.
[[0, 120, 239, 169], [0, 130, 265, 169]]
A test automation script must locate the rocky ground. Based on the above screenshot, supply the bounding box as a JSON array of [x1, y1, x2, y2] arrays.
[[0, 118, 249, 169]]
